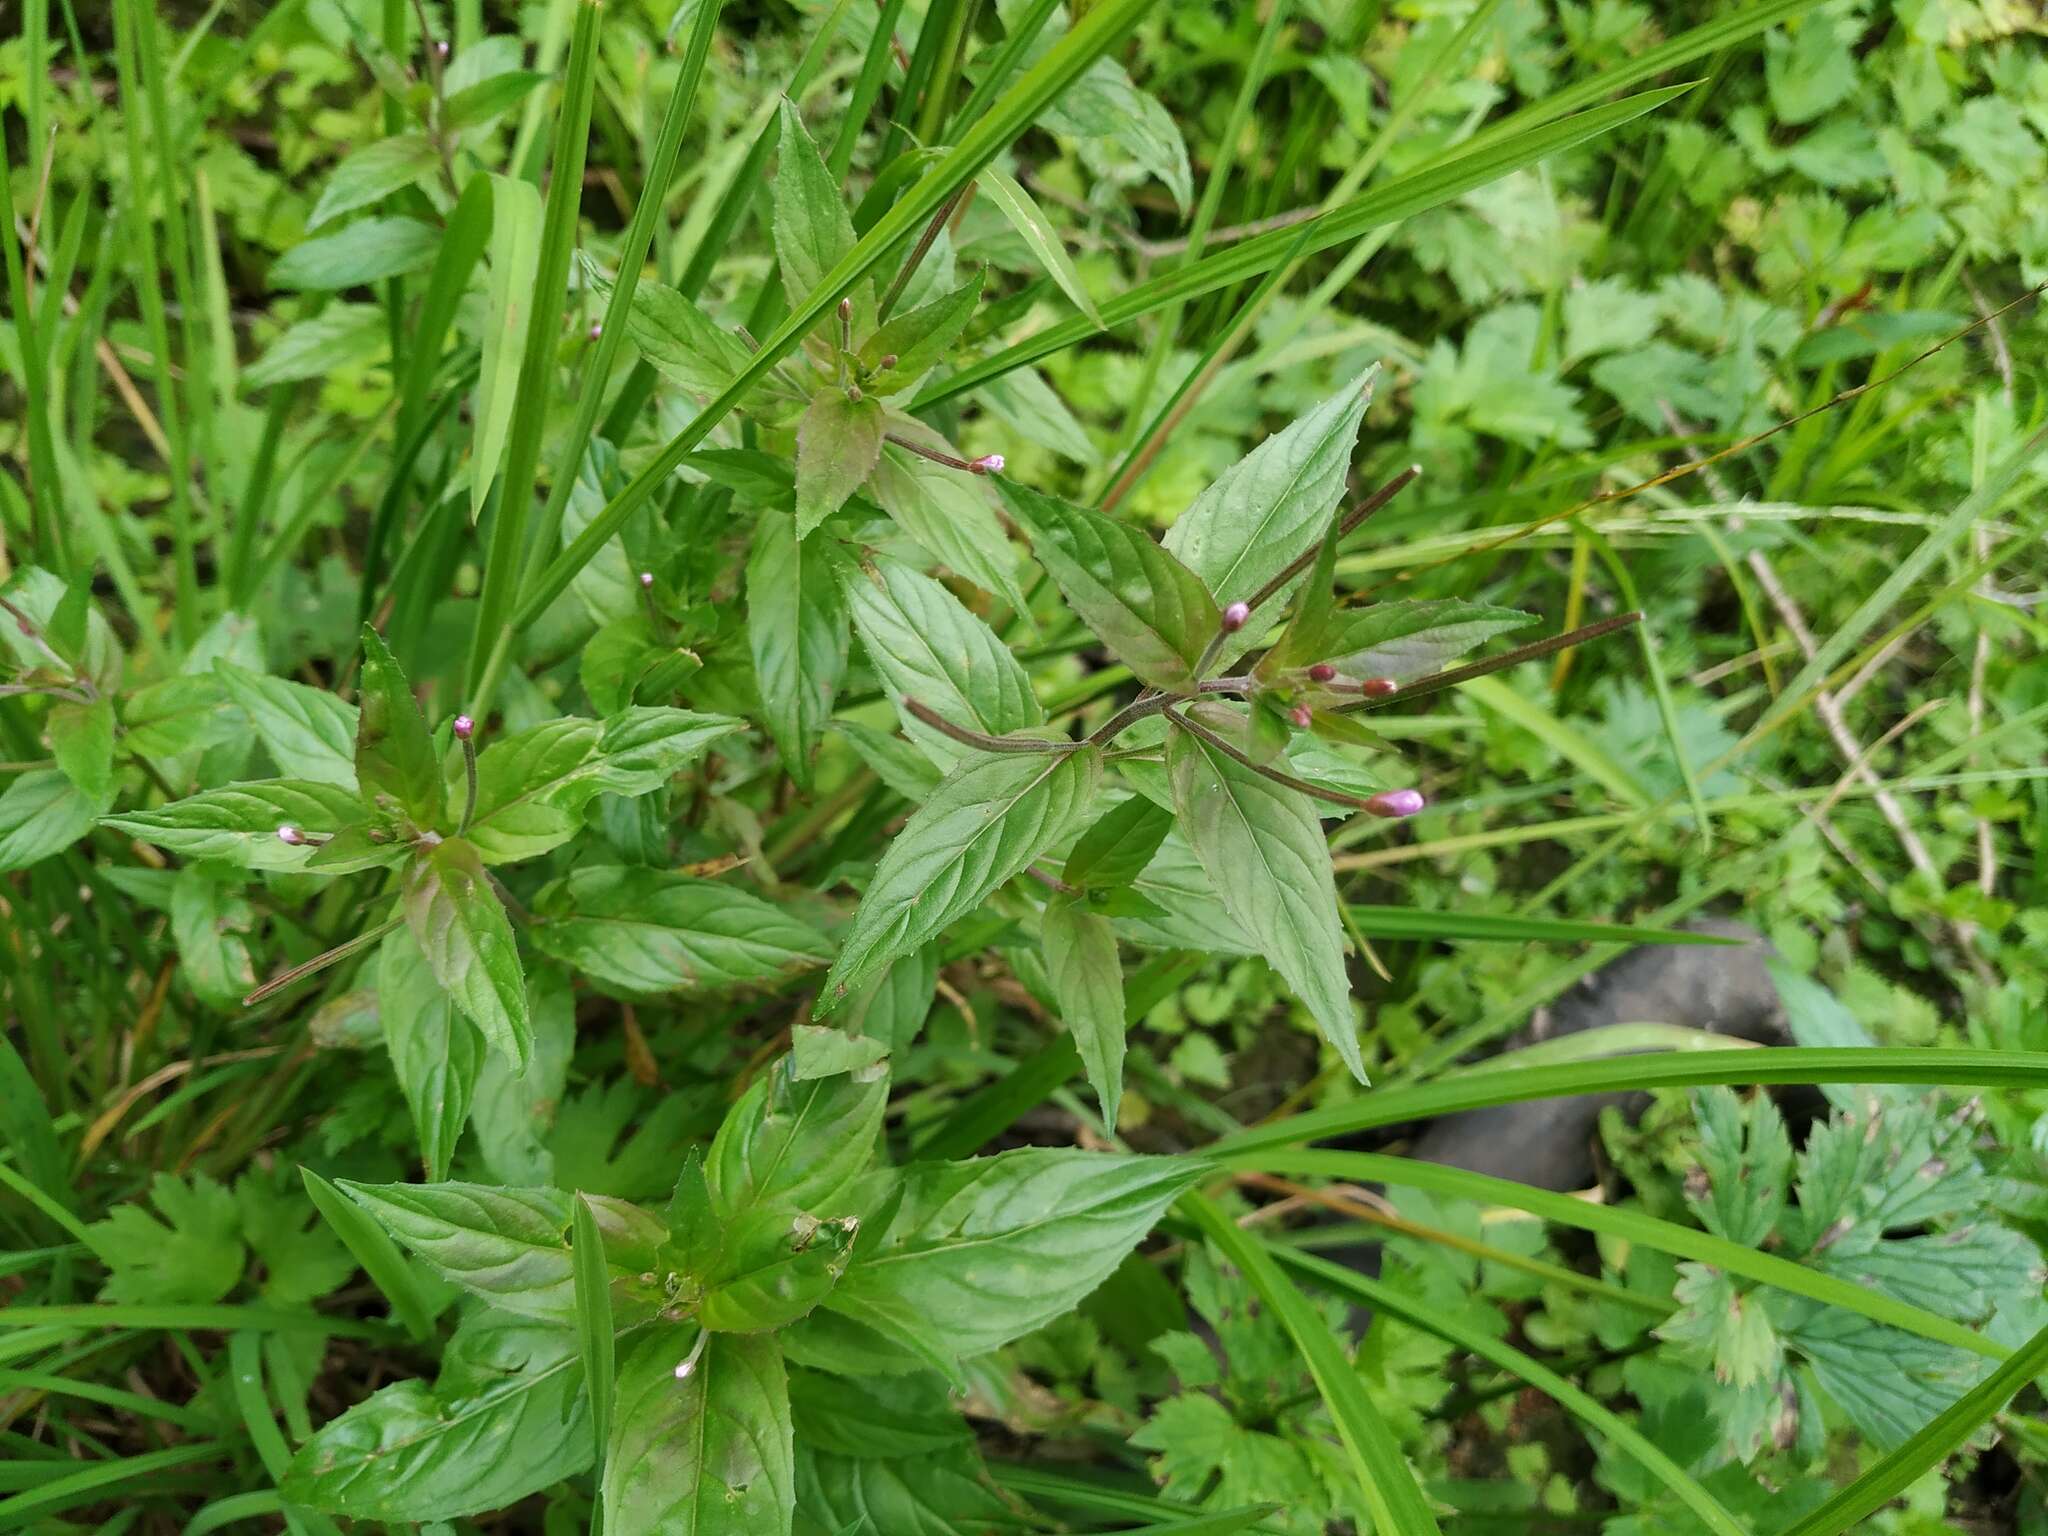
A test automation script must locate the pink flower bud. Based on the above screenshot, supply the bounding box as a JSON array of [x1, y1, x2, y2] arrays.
[[276, 825, 306, 846], [452, 715, 475, 741], [1220, 602, 1251, 633], [1361, 677, 1399, 698], [878, 353, 898, 369], [968, 453, 1004, 475], [1290, 704, 1313, 728], [1308, 663, 1336, 683], [639, 571, 655, 588], [588, 322, 603, 341], [1365, 788, 1425, 819], [435, 38, 450, 57]]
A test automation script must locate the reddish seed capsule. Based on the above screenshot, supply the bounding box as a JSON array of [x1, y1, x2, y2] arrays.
[[1290, 705, 1313, 728], [1220, 602, 1251, 633], [1308, 663, 1336, 683], [1361, 677, 1400, 698], [1365, 788, 1425, 819], [452, 714, 475, 741]]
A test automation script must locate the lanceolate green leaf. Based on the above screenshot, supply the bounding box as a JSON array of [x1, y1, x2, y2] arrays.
[[709, 1058, 890, 1223], [401, 839, 530, 1071], [837, 552, 1042, 764], [530, 866, 833, 998], [1165, 724, 1360, 1081], [914, 86, 1694, 409], [335, 1179, 665, 1325], [824, 1149, 1203, 1365], [1183, 1194, 1440, 1536], [214, 661, 359, 788], [356, 627, 445, 827], [570, 1195, 616, 1504], [818, 746, 1103, 1008], [996, 478, 1220, 691], [749, 513, 847, 791], [795, 388, 885, 536], [1163, 370, 1372, 630], [282, 1311, 593, 1521], [378, 925, 482, 1181], [103, 780, 370, 870], [605, 1328, 794, 1536], [1041, 895, 1126, 1127], [1319, 600, 1537, 681]]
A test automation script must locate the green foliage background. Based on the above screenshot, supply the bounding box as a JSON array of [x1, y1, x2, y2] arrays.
[[2, 0, 2047, 1532]]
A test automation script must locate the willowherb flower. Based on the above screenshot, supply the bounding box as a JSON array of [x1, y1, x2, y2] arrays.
[[1290, 704, 1313, 728], [1364, 788, 1425, 818], [1220, 601, 1251, 633], [452, 714, 475, 741], [969, 453, 1004, 475]]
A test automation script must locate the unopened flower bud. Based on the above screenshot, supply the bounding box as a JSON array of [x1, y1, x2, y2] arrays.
[[588, 322, 603, 341], [846, 383, 863, 402], [452, 714, 475, 741], [1220, 602, 1251, 633], [968, 453, 1004, 475], [878, 353, 898, 369], [837, 297, 852, 321], [435, 38, 450, 57], [639, 571, 655, 588], [1308, 663, 1336, 683], [276, 824, 307, 846], [1365, 788, 1425, 819], [1290, 704, 1313, 728], [1361, 677, 1399, 698]]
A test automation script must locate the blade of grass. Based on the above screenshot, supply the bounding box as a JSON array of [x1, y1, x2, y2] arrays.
[[600, 0, 858, 444], [501, 0, 1168, 694], [990, 1464, 1287, 1535], [1184, 1192, 1441, 1536], [1270, 1245, 1747, 1536], [1451, 1022, 1761, 1074], [1777, 1321, 2048, 1536], [1344, 908, 1739, 946], [463, 0, 606, 698], [0, 122, 67, 575], [1454, 673, 1652, 809], [110, 0, 198, 641], [0, 1304, 399, 1339], [0, 1442, 226, 1525], [1584, 526, 1713, 845], [914, 85, 1692, 409], [1098, 0, 1291, 495], [1225, 1149, 2006, 1362], [1215, 1047, 2048, 1155], [300, 1167, 438, 1342], [571, 1194, 615, 1536], [522, 0, 727, 592]]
